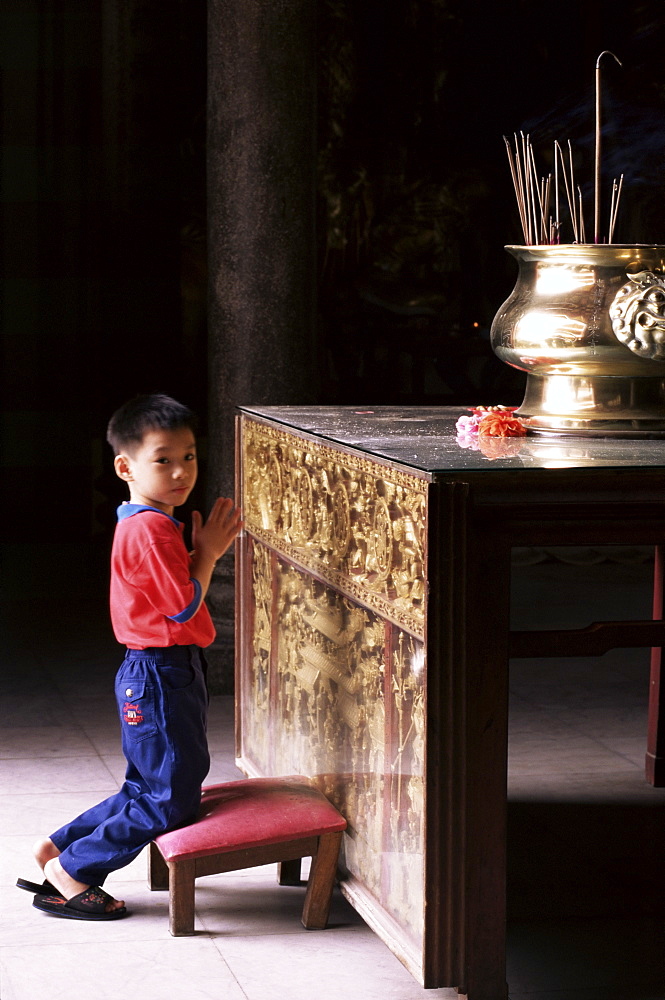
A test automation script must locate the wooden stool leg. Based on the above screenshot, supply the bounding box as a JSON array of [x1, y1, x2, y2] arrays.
[[647, 544, 665, 786], [148, 842, 170, 891], [301, 830, 342, 929], [278, 858, 302, 885], [168, 858, 196, 936]]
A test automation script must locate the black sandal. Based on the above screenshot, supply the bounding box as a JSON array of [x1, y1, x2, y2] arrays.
[[16, 877, 63, 898], [32, 886, 127, 921]]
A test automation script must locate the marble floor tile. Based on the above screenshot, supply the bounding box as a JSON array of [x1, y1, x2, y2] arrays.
[[0, 692, 68, 728], [507, 702, 580, 739], [0, 938, 248, 1000], [0, 726, 98, 758], [0, 755, 118, 795], [207, 695, 236, 724], [507, 766, 664, 801], [206, 753, 245, 783], [78, 725, 123, 755], [0, 790, 116, 837], [98, 753, 130, 786], [218, 925, 459, 1000], [601, 738, 648, 767], [507, 735, 640, 776], [65, 693, 119, 720], [5, 877, 186, 948], [206, 731, 238, 754], [194, 870, 355, 938]]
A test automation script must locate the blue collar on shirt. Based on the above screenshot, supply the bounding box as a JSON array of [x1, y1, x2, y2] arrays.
[[116, 502, 182, 527]]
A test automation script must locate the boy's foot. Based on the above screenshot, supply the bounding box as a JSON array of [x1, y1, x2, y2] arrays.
[[17, 840, 64, 898], [33, 837, 60, 871], [43, 857, 125, 913]]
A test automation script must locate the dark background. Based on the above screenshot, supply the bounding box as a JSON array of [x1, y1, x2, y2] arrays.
[[2, 0, 665, 560]]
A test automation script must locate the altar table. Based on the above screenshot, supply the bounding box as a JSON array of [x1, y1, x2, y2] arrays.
[[234, 405, 665, 999]]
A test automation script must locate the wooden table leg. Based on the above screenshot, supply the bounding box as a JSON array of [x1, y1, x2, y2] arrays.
[[460, 526, 510, 1000], [429, 483, 510, 999], [647, 544, 665, 786], [423, 483, 510, 1000]]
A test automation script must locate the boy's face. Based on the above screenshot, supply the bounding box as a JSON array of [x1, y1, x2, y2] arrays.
[[114, 426, 198, 515]]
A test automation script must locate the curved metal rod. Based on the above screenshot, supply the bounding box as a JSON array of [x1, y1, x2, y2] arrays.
[[595, 50, 622, 243]]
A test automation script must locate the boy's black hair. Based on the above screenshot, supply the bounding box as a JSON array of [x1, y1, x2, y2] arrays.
[[106, 393, 198, 455]]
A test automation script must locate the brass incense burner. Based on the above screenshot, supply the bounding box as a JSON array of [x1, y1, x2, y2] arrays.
[[490, 244, 665, 436]]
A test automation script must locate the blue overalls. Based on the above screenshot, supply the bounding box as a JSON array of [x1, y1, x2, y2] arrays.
[[50, 645, 209, 886]]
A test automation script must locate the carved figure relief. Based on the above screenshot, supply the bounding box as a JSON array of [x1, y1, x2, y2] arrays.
[[240, 537, 426, 945], [241, 418, 428, 639], [239, 417, 430, 949], [242, 541, 273, 773]]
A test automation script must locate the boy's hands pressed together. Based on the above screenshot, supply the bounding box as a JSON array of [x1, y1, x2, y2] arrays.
[[192, 497, 243, 562], [190, 497, 243, 602]]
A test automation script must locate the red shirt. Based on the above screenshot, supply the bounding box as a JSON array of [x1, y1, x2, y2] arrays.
[[110, 504, 215, 649]]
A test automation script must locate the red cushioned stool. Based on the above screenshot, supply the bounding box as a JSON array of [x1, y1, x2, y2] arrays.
[[148, 776, 347, 935]]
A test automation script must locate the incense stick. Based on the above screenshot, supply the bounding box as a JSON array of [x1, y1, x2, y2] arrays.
[[608, 173, 624, 243], [568, 141, 578, 243], [506, 134, 621, 244], [555, 141, 578, 242], [578, 186, 586, 244], [529, 142, 545, 242], [505, 52, 628, 245]]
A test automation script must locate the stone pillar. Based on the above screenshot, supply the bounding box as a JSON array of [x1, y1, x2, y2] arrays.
[[206, 0, 318, 691]]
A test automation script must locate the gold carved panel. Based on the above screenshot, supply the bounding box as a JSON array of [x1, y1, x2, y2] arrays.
[[240, 538, 426, 947], [240, 417, 428, 639]]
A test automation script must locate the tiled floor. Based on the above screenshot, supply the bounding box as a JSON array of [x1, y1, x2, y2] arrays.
[[1, 544, 664, 999]]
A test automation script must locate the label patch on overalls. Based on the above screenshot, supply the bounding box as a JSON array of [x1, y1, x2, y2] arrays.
[[123, 701, 144, 726]]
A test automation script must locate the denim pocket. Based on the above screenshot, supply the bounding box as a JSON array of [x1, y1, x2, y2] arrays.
[[116, 677, 158, 741], [159, 662, 196, 691]]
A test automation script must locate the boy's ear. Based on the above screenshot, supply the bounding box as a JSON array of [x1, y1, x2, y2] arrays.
[[114, 454, 133, 482]]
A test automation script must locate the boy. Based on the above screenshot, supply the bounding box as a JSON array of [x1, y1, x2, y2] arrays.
[[18, 394, 242, 920]]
